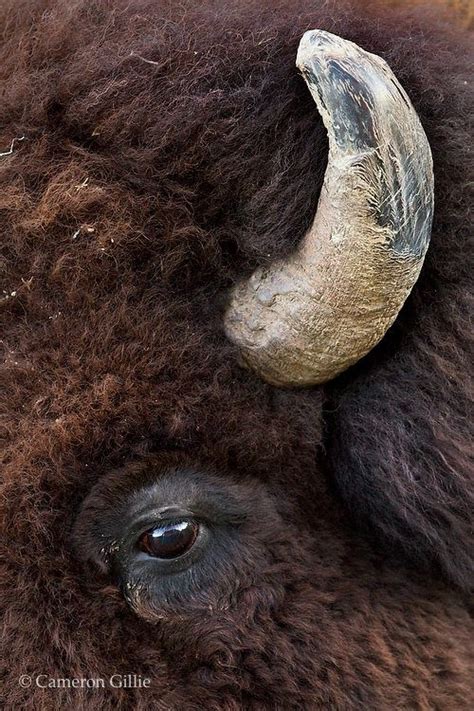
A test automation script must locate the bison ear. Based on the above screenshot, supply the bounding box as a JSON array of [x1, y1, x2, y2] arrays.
[[327, 342, 474, 592]]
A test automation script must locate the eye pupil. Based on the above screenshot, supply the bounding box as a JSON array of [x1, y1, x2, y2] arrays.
[[138, 520, 199, 559]]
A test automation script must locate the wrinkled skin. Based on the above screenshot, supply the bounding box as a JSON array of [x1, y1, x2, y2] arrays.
[[1, 1, 473, 709]]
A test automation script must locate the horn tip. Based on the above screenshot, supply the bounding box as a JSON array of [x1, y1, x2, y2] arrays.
[[296, 30, 353, 70]]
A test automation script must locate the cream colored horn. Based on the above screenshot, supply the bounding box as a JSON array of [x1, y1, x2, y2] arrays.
[[224, 30, 434, 386]]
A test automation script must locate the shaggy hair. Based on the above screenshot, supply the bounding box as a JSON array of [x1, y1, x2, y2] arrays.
[[1, 0, 473, 708]]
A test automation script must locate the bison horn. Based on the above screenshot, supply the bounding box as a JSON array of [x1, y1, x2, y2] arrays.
[[224, 30, 434, 386]]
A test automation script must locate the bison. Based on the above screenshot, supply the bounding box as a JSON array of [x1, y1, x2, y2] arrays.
[[1, 0, 473, 708]]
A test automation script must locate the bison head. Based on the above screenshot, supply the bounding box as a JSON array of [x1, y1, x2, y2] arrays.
[[2, 1, 472, 709]]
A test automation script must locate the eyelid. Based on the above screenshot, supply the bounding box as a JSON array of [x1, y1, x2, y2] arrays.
[[125, 508, 205, 542], [127, 487, 248, 529]]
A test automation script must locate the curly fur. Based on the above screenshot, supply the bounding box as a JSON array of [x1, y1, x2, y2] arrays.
[[1, 0, 473, 708]]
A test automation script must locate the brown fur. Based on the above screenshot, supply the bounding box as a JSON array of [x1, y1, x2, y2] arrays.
[[1, 0, 473, 708]]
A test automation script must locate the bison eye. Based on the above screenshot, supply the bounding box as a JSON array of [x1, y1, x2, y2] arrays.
[[138, 519, 199, 559]]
